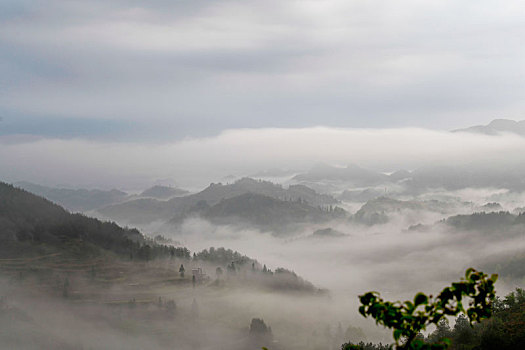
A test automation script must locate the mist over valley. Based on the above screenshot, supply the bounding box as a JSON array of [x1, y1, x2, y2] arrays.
[[2, 1, 525, 347]]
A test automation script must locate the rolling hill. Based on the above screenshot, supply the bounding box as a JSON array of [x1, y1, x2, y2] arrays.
[[167, 192, 347, 232], [0, 181, 188, 260], [15, 181, 129, 212], [139, 185, 189, 199], [98, 178, 339, 226]]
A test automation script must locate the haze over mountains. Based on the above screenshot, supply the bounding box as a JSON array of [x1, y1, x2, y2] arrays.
[[97, 177, 340, 229], [13, 161, 525, 243], [5, 119, 525, 191], [3, 128, 525, 349], [293, 163, 389, 186], [3, 120, 525, 350], [454, 119, 525, 136], [14, 182, 191, 213], [140, 185, 189, 199], [0, 181, 315, 291], [14, 181, 129, 212], [1, 181, 330, 349], [167, 192, 346, 233], [15, 148, 525, 236], [5, 170, 525, 289], [291, 161, 525, 194], [3, 0, 525, 346]]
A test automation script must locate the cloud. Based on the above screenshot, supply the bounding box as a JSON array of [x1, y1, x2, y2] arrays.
[[1, 126, 524, 189], [168, 212, 525, 299], [1, 0, 525, 140]]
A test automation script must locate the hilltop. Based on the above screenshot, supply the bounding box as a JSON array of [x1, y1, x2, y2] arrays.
[[168, 192, 346, 233], [139, 185, 189, 199], [98, 177, 339, 226]]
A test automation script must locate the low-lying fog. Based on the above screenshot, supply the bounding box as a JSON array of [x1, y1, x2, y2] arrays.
[[3, 126, 525, 190], [3, 126, 525, 348], [169, 211, 522, 298], [112, 185, 522, 346], [2, 186, 524, 349]]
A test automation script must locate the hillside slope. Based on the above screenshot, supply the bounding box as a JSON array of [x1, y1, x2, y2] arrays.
[[0, 182, 175, 260]]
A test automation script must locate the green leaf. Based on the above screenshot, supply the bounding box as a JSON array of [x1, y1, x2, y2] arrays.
[[355, 268, 497, 350], [393, 329, 403, 341], [414, 293, 428, 306]]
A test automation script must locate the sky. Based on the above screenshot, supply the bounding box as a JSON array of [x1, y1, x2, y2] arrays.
[[2, 0, 525, 141], [1, 0, 525, 188]]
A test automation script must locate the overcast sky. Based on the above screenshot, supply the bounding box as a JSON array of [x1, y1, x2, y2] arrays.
[[2, 0, 525, 141]]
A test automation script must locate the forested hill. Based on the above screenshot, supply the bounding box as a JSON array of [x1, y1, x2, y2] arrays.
[[0, 181, 319, 295], [98, 177, 339, 225], [0, 181, 187, 259], [168, 192, 347, 232]]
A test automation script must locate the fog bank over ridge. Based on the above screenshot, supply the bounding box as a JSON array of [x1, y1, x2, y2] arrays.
[[1, 126, 524, 189]]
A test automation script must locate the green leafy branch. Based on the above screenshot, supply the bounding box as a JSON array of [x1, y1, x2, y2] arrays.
[[354, 268, 497, 350]]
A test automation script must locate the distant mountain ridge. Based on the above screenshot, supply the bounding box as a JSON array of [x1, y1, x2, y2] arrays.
[[15, 181, 129, 212], [139, 185, 189, 199], [408, 211, 525, 241], [14, 182, 191, 214], [98, 178, 339, 226], [293, 162, 525, 195], [352, 196, 469, 225], [167, 192, 346, 232], [453, 119, 525, 136]]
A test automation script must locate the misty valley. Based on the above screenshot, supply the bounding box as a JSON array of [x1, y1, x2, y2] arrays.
[[3, 1, 525, 347], [2, 155, 525, 349]]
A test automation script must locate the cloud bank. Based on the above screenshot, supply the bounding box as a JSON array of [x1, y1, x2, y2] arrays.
[[2, 126, 524, 189]]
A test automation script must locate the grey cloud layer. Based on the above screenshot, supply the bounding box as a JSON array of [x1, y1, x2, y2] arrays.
[[1, 0, 525, 139]]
